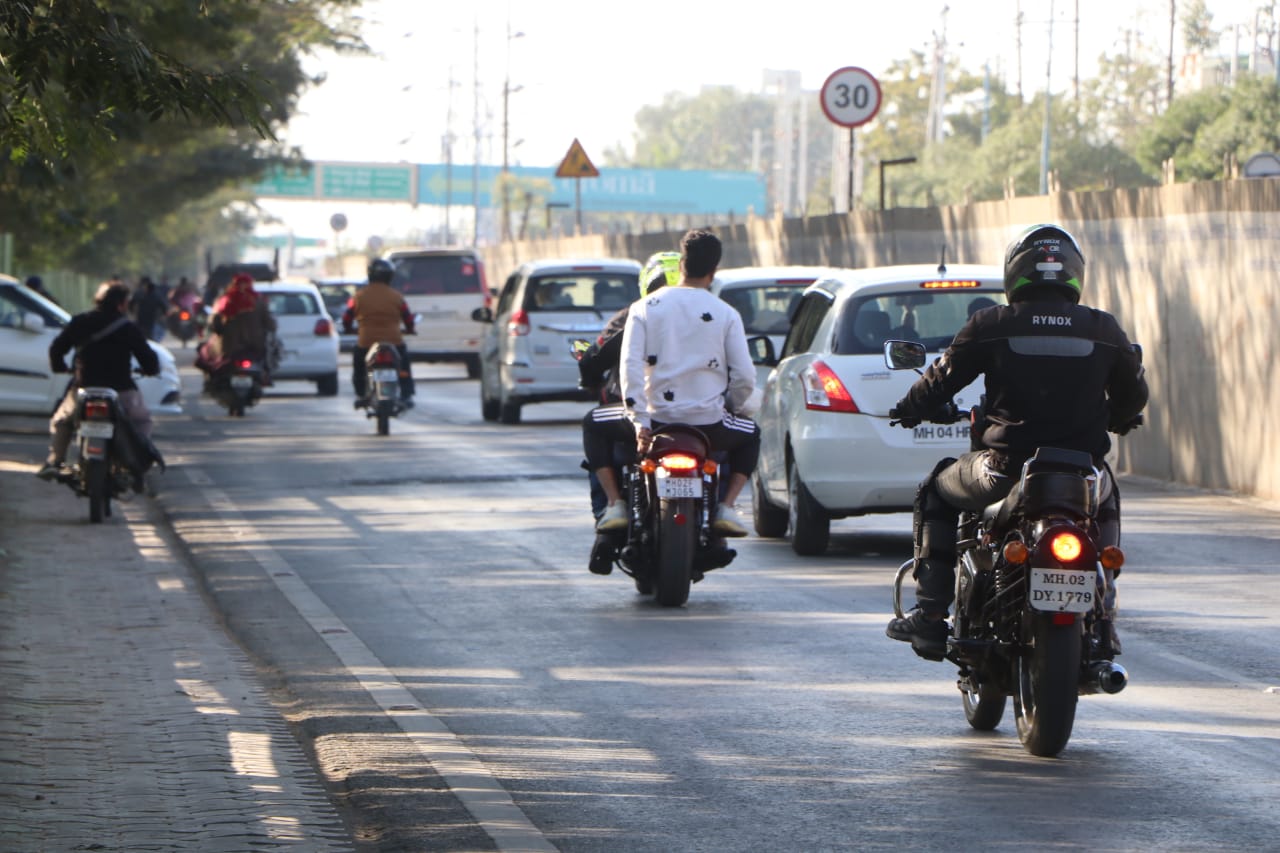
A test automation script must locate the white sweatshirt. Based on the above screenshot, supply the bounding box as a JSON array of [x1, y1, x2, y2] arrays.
[[620, 286, 755, 430]]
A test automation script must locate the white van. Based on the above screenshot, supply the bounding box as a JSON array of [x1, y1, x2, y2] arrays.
[[385, 248, 490, 378]]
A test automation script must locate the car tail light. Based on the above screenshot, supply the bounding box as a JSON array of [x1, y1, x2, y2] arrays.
[[373, 348, 396, 366], [508, 309, 530, 337], [84, 400, 111, 420], [802, 361, 859, 412], [314, 317, 333, 336], [659, 453, 699, 473]]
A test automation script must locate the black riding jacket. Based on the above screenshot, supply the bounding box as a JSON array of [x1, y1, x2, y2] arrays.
[[49, 308, 159, 391], [577, 306, 630, 403], [895, 295, 1148, 471]]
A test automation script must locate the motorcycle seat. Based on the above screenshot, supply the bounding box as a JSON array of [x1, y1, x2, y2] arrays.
[[982, 446, 1101, 530]]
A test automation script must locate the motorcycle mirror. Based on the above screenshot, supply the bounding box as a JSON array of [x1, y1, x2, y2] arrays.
[[883, 340, 926, 370]]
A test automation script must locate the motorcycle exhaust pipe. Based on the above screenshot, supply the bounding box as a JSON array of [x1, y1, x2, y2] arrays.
[[1081, 660, 1128, 695]]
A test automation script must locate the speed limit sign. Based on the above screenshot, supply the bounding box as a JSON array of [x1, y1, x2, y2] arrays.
[[820, 67, 882, 128]]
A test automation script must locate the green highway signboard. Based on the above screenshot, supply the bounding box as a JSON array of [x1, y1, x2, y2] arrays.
[[320, 164, 413, 201], [253, 165, 316, 198]]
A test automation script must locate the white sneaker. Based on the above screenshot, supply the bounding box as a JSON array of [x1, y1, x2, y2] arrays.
[[596, 501, 628, 531], [712, 504, 749, 537]]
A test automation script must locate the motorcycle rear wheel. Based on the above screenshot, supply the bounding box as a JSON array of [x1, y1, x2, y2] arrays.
[[654, 497, 695, 607], [1013, 615, 1081, 756], [377, 412, 390, 435], [86, 459, 108, 524]]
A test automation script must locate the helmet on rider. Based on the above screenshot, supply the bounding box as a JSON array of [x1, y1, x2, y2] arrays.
[[367, 258, 394, 284], [1003, 224, 1085, 304], [640, 251, 681, 297]]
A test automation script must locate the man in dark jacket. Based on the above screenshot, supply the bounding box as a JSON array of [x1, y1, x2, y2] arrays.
[[885, 224, 1149, 659], [37, 282, 160, 481]]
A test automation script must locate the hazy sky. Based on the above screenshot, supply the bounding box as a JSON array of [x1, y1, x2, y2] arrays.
[[266, 0, 1268, 245]]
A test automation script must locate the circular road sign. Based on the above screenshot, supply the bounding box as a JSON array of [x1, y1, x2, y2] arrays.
[[820, 67, 882, 128], [329, 212, 348, 232]]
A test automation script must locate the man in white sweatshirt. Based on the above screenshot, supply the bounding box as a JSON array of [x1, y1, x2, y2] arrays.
[[604, 228, 760, 537]]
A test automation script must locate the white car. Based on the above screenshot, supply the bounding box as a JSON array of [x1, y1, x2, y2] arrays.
[[0, 275, 182, 415], [711, 266, 833, 387], [473, 257, 641, 424], [386, 248, 491, 378], [751, 264, 1006, 555], [255, 281, 340, 396]]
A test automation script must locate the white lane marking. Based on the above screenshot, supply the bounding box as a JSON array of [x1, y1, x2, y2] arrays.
[[184, 467, 556, 853]]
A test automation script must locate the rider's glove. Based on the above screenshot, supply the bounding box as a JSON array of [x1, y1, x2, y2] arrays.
[[888, 403, 920, 429], [931, 400, 961, 424], [1110, 413, 1144, 435]]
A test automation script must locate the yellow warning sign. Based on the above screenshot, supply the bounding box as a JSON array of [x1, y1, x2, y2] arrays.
[[555, 138, 599, 178]]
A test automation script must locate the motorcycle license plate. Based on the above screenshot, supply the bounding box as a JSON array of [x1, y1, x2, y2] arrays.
[[1029, 567, 1095, 613], [230, 375, 255, 390], [78, 421, 114, 439], [656, 476, 701, 499], [912, 423, 970, 444], [373, 369, 398, 382]]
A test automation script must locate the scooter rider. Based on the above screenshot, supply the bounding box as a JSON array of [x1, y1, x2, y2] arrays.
[[37, 281, 159, 484], [343, 258, 416, 407], [885, 224, 1148, 659], [616, 228, 761, 537]]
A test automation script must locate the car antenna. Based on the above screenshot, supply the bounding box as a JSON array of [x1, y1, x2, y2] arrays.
[[937, 244, 948, 275]]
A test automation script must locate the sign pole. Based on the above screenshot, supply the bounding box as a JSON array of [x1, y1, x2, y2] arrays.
[[820, 67, 882, 215], [848, 128, 856, 212]]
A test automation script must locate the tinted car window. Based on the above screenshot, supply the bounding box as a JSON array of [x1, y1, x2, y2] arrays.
[[264, 292, 320, 316], [780, 291, 833, 359], [720, 285, 807, 335], [835, 290, 1006, 354], [315, 283, 363, 318], [523, 274, 639, 312], [496, 273, 521, 316], [392, 255, 482, 295]]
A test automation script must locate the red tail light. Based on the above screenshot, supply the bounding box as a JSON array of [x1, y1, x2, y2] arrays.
[[373, 348, 396, 366], [802, 360, 859, 412], [660, 453, 700, 472], [314, 317, 333, 336], [84, 400, 111, 420], [238, 359, 253, 370], [178, 310, 191, 321], [508, 309, 530, 337], [1049, 531, 1084, 562]]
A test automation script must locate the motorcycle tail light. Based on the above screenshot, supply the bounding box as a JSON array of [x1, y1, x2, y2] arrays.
[[660, 453, 699, 472], [84, 400, 111, 420], [1100, 546, 1125, 570], [1050, 531, 1084, 562], [1003, 540, 1029, 563], [179, 310, 190, 321], [802, 360, 859, 412], [639, 459, 657, 474], [1052, 613, 1077, 626], [238, 359, 253, 370], [373, 349, 396, 366], [702, 459, 718, 475]]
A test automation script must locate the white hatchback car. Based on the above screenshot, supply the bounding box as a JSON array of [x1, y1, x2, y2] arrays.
[[752, 263, 1006, 555], [0, 275, 183, 415], [255, 281, 340, 396], [712, 266, 833, 387]]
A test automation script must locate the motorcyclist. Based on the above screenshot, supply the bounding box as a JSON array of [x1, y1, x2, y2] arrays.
[[885, 224, 1149, 660], [343, 258, 416, 407], [197, 273, 277, 382], [579, 251, 679, 573], [36, 282, 160, 485], [617, 228, 761, 538]]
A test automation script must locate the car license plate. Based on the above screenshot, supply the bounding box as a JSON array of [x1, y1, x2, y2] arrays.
[[656, 476, 701, 499], [373, 369, 398, 382], [912, 423, 970, 443], [230, 375, 255, 390], [78, 421, 114, 439], [1029, 567, 1095, 613]]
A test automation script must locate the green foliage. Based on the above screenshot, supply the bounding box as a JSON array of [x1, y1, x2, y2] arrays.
[[1137, 75, 1280, 180], [605, 87, 776, 171]]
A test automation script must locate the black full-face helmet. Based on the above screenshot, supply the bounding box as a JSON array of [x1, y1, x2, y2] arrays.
[[1003, 224, 1085, 303], [367, 258, 394, 284]]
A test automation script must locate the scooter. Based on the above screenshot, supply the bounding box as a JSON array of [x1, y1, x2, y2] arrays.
[[356, 342, 410, 436]]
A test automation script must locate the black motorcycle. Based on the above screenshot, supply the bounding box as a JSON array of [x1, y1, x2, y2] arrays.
[[886, 340, 1130, 757], [58, 388, 163, 523], [356, 342, 410, 436], [207, 354, 264, 417], [596, 425, 735, 607], [165, 302, 204, 347]]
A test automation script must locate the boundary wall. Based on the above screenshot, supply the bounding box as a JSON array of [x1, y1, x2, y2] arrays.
[[480, 178, 1280, 501]]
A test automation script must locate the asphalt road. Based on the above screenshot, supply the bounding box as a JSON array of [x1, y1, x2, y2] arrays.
[[28, 353, 1280, 852]]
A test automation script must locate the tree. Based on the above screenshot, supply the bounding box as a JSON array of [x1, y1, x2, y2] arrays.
[[1181, 0, 1218, 53], [1137, 75, 1280, 180]]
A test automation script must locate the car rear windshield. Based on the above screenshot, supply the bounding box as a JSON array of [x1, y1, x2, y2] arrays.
[[391, 255, 482, 296], [719, 283, 810, 335], [315, 283, 362, 317], [264, 291, 321, 316], [524, 273, 639, 312], [835, 289, 1006, 354]]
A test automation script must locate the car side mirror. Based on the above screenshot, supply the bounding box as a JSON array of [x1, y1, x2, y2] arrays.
[[883, 339, 926, 370], [18, 311, 48, 332], [471, 306, 493, 323], [747, 334, 777, 367]]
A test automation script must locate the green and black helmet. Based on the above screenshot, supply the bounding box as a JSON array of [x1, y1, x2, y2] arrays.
[[1003, 224, 1084, 303], [640, 251, 681, 297]]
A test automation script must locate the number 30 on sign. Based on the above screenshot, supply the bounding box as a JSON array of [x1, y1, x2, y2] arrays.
[[820, 67, 882, 128]]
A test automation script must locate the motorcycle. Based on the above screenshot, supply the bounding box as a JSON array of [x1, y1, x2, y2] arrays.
[[166, 301, 204, 347], [885, 339, 1131, 757], [357, 342, 410, 436], [57, 388, 158, 523], [207, 354, 265, 417], [595, 425, 735, 607]]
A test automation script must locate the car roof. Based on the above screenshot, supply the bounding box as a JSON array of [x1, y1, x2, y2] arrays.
[[386, 247, 480, 259], [809, 263, 1005, 299], [712, 266, 837, 289], [312, 277, 365, 286], [519, 258, 642, 275], [257, 280, 324, 295]]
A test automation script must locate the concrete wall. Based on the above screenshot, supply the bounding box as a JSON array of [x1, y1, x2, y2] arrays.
[[479, 179, 1280, 501]]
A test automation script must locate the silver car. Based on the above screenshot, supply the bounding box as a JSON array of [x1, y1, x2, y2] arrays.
[[473, 258, 641, 424]]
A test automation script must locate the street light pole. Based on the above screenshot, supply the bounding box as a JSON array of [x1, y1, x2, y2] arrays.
[[501, 24, 524, 242]]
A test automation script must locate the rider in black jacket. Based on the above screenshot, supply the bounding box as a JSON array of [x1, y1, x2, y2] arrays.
[[885, 224, 1149, 658]]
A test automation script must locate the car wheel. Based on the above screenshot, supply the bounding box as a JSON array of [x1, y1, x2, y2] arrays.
[[480, 361, 501, 421], [788, 462, 830, 556], [465, 355, 482, 379], [499, 399, 522, 424], [752, 471, 788, 538], [316, 372, 339, 396]]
